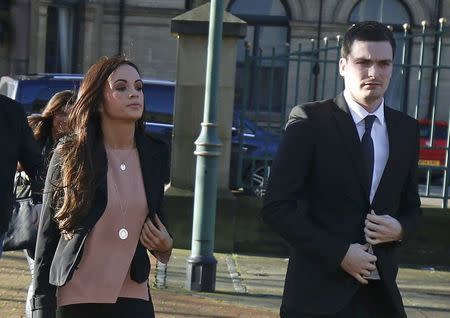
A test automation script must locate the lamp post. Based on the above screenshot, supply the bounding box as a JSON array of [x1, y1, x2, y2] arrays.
[[185, 0, 224, 292]]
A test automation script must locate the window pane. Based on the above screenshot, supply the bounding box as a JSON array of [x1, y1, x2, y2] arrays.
[[237, 26, 288, 63], [234, 63, 287, 112], [45, 6, 74, 73], [258, 26, 289, 57], [230, 0, 286, 16], [230, 0, 289, 114]]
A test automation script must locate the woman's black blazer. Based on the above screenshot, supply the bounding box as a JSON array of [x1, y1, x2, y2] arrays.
[[31, 132, 169, 318]]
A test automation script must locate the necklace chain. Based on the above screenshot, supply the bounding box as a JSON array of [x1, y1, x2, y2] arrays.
[[112, 181, 128, 220], [107, 147, 135, 240], [111, 177, 129, 240]]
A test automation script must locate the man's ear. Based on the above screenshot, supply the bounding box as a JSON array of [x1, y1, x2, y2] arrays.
[[338, 57, 346, 77]]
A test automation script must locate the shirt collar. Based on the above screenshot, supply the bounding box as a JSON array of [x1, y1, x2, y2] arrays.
[[343, 89, 385, 126]]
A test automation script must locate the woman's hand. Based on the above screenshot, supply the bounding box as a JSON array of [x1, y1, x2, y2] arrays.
[[140, 214, 172, 263]]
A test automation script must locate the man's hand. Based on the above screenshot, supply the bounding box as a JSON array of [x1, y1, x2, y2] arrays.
[[340, 243, 377, 284], [364, 210, 402, 245], [140, 214, 173, 254]]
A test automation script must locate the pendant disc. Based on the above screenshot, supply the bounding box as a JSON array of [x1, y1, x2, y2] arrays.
[[120, 163, 126, 171], [119, 228, 128, 240]]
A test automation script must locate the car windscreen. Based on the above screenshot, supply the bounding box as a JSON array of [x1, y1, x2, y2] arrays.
[[17, 79, 80, 112]]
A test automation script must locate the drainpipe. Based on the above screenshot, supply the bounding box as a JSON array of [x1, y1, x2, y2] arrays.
[[118, 0, 125, 55], [313, 0, 323, 100]]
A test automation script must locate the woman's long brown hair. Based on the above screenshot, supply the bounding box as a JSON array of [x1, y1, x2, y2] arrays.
[[54, 56, 143, 237], [28, 90, 76, 144]]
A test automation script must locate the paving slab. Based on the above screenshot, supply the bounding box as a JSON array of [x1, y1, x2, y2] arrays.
[[1, 249, 449, 318], [232, 254, 450, 318]]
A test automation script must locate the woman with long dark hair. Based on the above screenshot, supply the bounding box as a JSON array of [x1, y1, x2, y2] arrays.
[[28, 90, 76, 163], [24, 89, 76, 318], [32, 56, 172, 318]]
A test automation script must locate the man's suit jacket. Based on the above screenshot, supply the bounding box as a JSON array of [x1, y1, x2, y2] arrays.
[[261, 93, 421, 317], [0, 95, 43, 234]]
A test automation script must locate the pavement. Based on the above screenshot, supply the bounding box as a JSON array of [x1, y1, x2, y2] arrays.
[[1, 249, 449, 318]]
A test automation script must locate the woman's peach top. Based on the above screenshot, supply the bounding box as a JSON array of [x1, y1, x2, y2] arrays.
[[57, 148, 150, 306]]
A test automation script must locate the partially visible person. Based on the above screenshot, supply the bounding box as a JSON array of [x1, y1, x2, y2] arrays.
[[28, 90, 76, 166], [0, 95, 43, 257], [23, 90, 76, 318], [32, 56, 172, 318], [31, 99, 48, 114]]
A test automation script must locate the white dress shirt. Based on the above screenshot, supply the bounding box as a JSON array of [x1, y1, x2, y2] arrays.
[[343, 90, 389, 203]]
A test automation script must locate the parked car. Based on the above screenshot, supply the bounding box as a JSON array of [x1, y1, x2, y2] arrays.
[[418, 119, 447, 167], [0, 74, 82, 113], [0, 73, 279, 195], [0, 73, 175, 121], [147, 112, 280, 195]]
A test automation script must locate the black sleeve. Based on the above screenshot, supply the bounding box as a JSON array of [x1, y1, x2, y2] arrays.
[[16, 105, 44, 204], [162, 141, 170, 185], [397, 121, 422, 240], [261, 106, 350, 273], [159, 142, 170, 230], [31, 151, 61, 318]]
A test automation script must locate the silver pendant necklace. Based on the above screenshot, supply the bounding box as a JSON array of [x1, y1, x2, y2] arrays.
[[119, 227, 128, 240], [119, 149, 134, 171], [108, 146, 135, 172]]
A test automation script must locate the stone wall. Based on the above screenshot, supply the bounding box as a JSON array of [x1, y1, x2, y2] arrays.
[[166, 193, 450, 267]]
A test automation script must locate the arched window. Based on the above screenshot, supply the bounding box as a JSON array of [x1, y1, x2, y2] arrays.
[[230, 0, 287, 15], [228, 0, 290, 112], [349, 0, 412, 111], [349, 0, 410, 25]]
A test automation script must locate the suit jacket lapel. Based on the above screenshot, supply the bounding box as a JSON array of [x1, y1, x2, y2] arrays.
[[332, 94, 371, 199], [136, 133, 159, 220], [371, 107, 401, 208], [83, 146, 108, 231]]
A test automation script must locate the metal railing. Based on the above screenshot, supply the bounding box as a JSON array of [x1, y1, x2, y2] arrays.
[[235, 19, 450, 207]]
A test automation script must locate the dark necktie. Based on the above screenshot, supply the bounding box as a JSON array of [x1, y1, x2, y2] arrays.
[[361, 115, 376, 192]]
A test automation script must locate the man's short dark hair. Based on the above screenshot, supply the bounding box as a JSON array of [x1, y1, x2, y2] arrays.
[[341, 21, 396, 59]]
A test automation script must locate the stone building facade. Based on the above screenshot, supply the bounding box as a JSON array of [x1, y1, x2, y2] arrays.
[[1, 0, 449, 118]]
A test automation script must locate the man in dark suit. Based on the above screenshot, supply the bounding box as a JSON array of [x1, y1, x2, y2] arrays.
[[262, 21, 421, 318], [0, 94, 43, 257]]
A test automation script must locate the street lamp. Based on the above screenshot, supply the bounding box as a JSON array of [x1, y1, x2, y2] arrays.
[[185, 0, 224, 292]]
